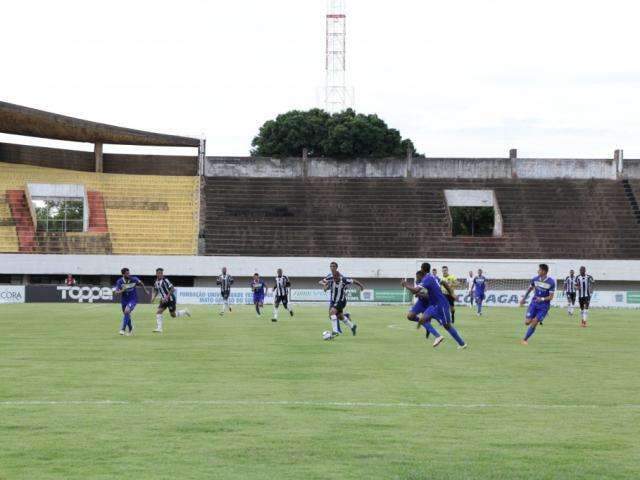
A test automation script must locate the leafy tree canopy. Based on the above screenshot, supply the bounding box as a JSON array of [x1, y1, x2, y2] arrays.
[[251, 108, 416, 158]]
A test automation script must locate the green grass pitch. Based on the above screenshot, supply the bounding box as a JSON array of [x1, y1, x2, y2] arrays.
[[1, 303, 639, 479]]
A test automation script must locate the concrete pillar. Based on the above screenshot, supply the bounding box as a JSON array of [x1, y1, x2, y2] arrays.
[[615, 149, 624, 177], [405, 144, 413, 178], [302, 148, 309, 178], [94, 142, 103, 173], [509, 148, 518, 178], [198, 138, 206, 176]]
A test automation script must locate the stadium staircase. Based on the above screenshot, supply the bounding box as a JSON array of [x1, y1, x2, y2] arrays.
[[6, 190, 37, 253], [203, 177, 640, 259], [0, 196, 19, 253], [0, 162, 200, 255], [621, 179, 640, 226]]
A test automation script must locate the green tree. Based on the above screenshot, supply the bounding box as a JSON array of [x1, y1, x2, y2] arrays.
[[35, 200, 83, 232], [251, 108, 416, 158]]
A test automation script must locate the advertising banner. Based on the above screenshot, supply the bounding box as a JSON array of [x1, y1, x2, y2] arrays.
[[455, 290, 639, 308], [176, 288, 375, 305], [14, 285, 640, 308], [373, 289, 407, 303], [627, 292, 640, 305], [0, 285, 25, 304], [25, 286, 151, 304], [176, 288, 258, 305]]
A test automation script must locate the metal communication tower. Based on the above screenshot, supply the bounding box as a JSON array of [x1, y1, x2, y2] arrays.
[[325, 0, 352, 112]]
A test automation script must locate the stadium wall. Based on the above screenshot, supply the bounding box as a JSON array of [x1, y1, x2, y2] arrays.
[[2, 143, 636, 179], [103, 153, 197, 175], [0, 142, 94, 171], [0, 142, 197, 176], [205, 154, 639, 179], [1, 254, 639, 281], [514, 158, 616, 179]]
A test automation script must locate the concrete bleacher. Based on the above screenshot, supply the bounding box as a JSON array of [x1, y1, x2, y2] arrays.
[[0, 162, 200, 255], [203, 177, 640, 259]]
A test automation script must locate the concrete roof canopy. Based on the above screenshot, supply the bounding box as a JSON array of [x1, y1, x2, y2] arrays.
[[0, 101, 200, 147]]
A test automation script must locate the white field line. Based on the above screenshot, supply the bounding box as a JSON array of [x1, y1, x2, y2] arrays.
[[0, 399, 639, 409], [388, 324, 413, 330]]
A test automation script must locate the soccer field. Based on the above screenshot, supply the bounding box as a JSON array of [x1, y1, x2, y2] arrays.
[[1, 304, 638, 479]]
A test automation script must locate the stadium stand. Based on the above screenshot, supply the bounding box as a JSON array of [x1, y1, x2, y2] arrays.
[[203, 177, 640, 259], [0, 162, 200, 255]]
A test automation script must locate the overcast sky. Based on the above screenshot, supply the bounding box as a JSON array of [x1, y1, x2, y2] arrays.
[[1, 0, 639, 158]]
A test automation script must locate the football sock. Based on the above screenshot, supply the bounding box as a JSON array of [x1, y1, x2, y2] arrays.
[[123, 314, 130, 330], [477, 303, 482, 314], [422, 321, 441, 338], [524, 325, 536, 341], [446, 325, 465, 346], [330, 314, 339, 333], [341, 316, 354, 329], [156, 314, 163, 330], [273, 308, 279, 319], [125, 315, 133, 331], [451, 310, 456, 323], [255, 304, 261, 315]]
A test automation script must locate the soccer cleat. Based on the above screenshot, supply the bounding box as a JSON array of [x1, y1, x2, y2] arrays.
[[119, 330, 125, 336], [289, 310, 294, 317], [153, 329, 163, 333], [457, 343, 468, 350], [219, 311, 224, 316], [229, 307, 232, 312], [331, 331, 340, 338], [351, 324, 357, 336], [521, 340, 528, 345], [271, 318, 277, 322], [433, 336, 444, 348]]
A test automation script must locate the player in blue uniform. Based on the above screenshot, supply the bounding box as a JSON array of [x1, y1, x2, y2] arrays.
[[519, 263, 556, 345], [473, 269, 487, 316], [402, 270, 444, 347], [114, 267, 149, 336], [251, 273, 267, 317], [402, 262, 468, 349]]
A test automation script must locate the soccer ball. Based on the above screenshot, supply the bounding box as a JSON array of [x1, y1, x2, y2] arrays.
[[322, 330, 334, 341]]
